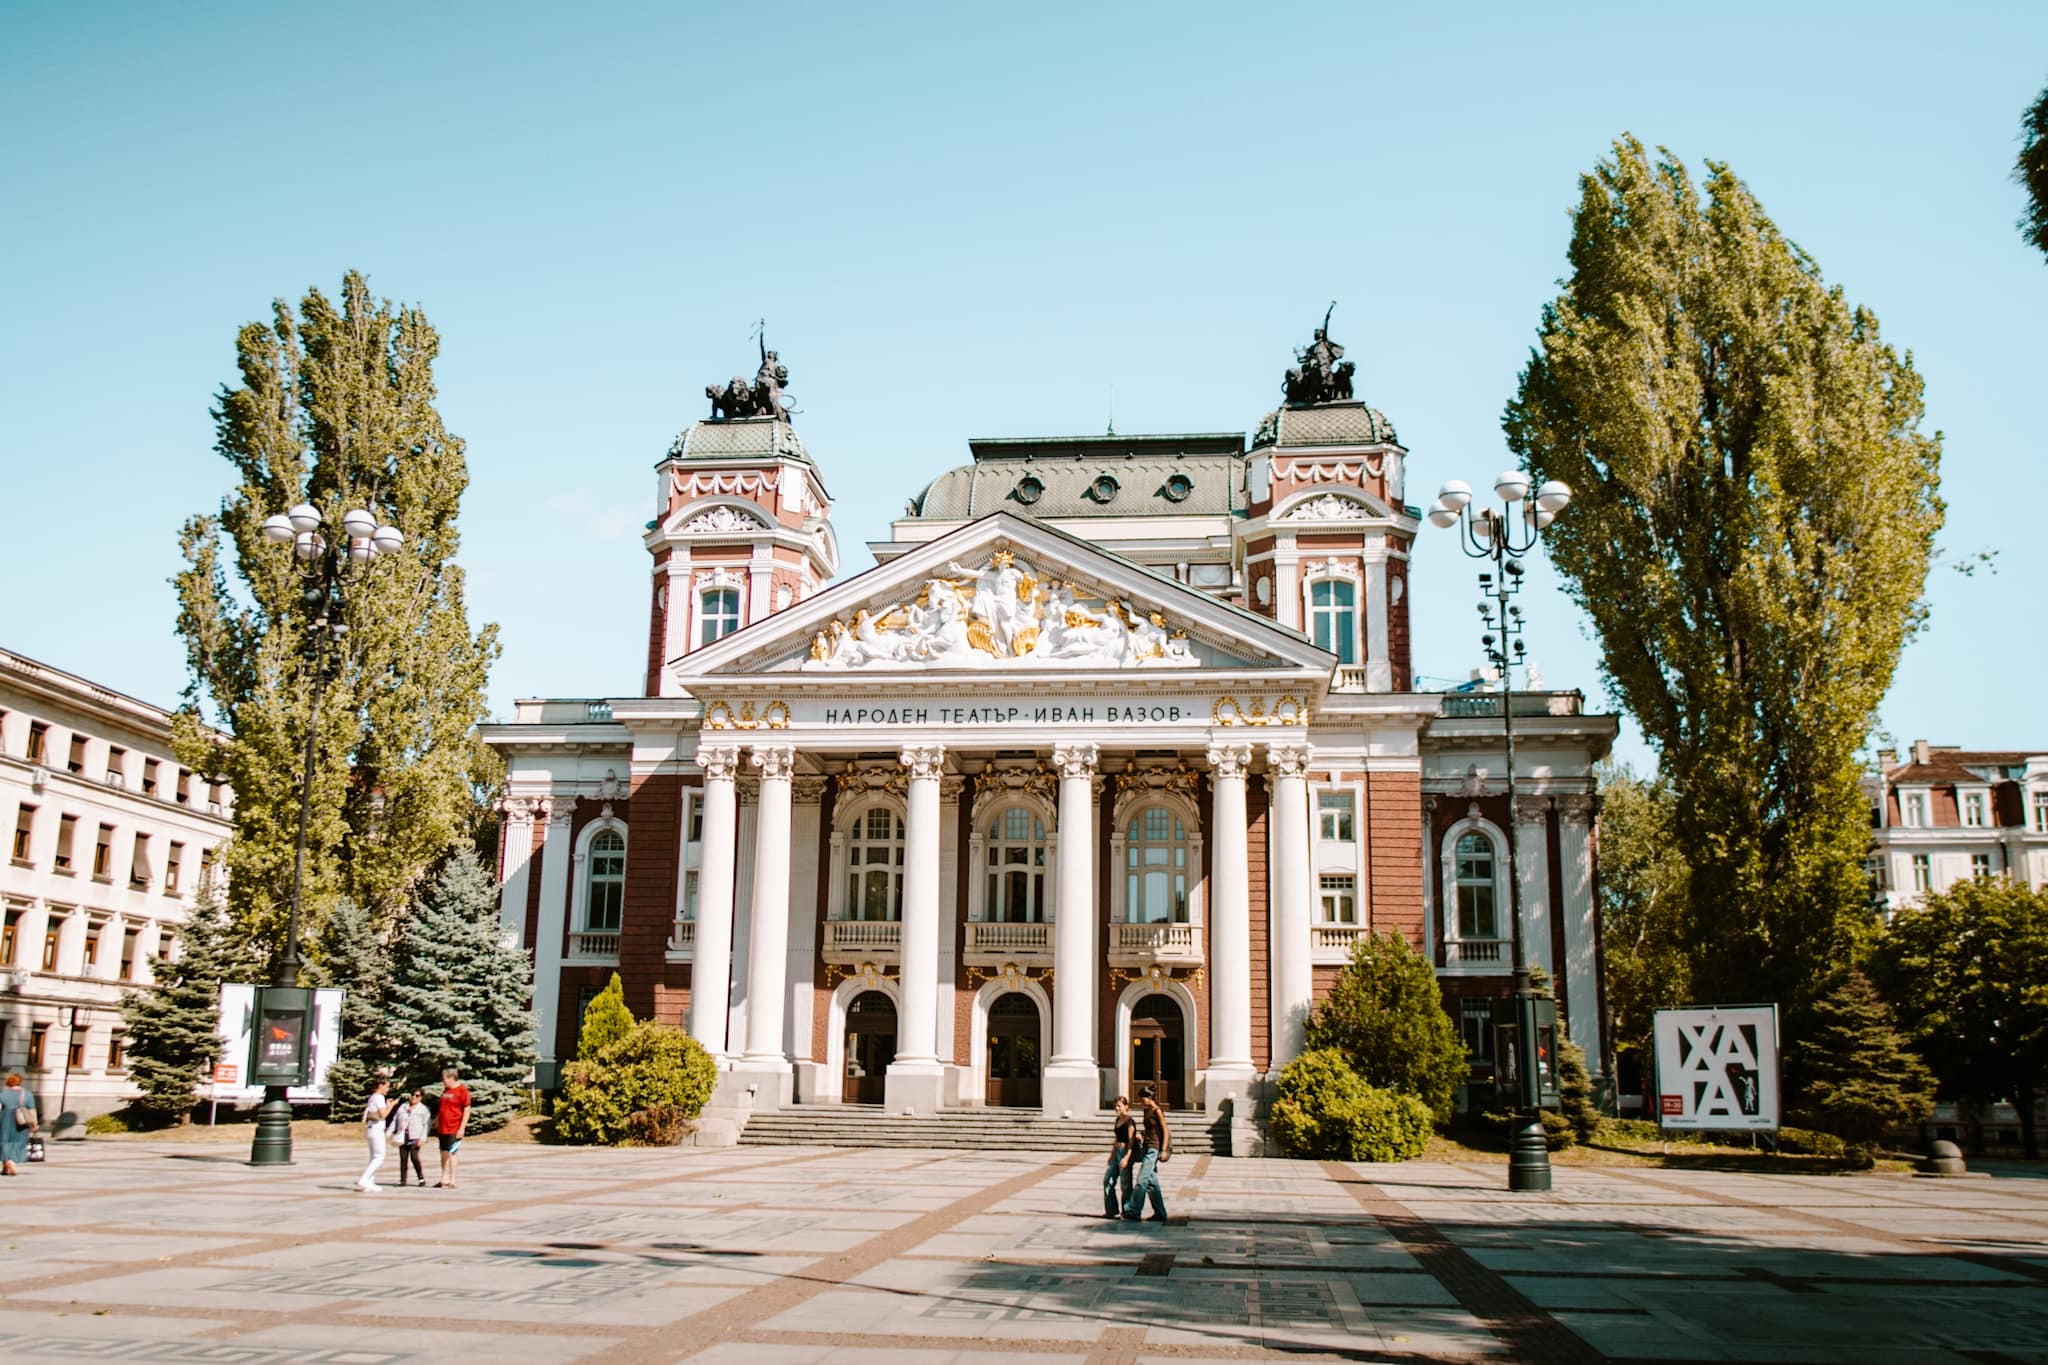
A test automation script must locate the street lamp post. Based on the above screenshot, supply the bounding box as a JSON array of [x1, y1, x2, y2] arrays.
[[1428, 468, 1572, 1193], [246, 501, 403, 1166]]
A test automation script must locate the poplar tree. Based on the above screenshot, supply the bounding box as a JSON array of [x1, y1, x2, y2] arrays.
[[172, 271, 500, 966], [2018, 79, 2048, 259], [1596, 767, 1692, 1097], [1504, 138, 1943, 1015]]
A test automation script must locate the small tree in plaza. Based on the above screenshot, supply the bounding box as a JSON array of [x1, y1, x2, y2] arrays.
[[1268, 1048, 1434, 1162], [554, 1022, 718, 1146], [121, 893, 251, 1124], [577, 973, 634, 1060], [1303, 929, 1468, 1123], [384, 848, 536, 1130], [1785, 968, 1934, 1156]]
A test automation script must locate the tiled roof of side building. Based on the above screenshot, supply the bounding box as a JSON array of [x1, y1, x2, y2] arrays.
[[906, 433, 1248, 520], [1887, 750, 2047, 784]]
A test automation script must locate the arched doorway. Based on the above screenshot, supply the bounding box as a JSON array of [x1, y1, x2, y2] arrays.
[[844, 991, 896, 1105], [1129, 995, 1186, 1110], [985, 992, 1042, 1108]]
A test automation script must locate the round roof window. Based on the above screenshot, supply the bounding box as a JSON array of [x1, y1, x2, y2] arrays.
[[1162, 473, 1194, 503], [1088, 473, 1120, 504], [1014, 474, 1044, 505]]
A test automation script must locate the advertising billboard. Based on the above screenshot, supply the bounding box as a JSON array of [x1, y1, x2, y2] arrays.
[[1652, 1005, 1779, 1132], [217, 983, 342, 1103]]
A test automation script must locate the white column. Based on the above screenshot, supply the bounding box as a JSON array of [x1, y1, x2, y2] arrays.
[[496, 798, 537, 945], [1206, 744, 1255, 1084], [532, 797, 577, 1080], [1266, 742, 1315, 1068], [737, 744, 796, 1100], [886, 745, 947, 1114], [1043, 743, 1100, 1117], [1364, 540, 1392, 692], [935, 776, 962, 1070], [1515, 795, 1556, 983], [787, 777, 824, 1070], [689, 744, 742, 1060], [1556, 795, 1600, 1066]]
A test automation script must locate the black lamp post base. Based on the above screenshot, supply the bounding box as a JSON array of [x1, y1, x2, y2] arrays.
[[1508, 1115, 1553, 1192], [248, 1086, 295, 1166]]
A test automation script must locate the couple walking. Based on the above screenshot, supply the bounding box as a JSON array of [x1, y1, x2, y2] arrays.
[[357, 1068, 471, 1193], [1104, 1087, 1171, 1221]]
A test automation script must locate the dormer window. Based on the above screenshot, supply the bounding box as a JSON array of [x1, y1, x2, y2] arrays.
[[1901, 792, 1928, 827], [699, 588, 741, 646], [1085, 473, 1120, 504], [1014, 474, 1044, 506], [1961, 791, 1988, 827], [1161, 473, 1193, 503]]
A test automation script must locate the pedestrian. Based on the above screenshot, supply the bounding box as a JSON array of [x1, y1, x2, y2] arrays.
[[1, 1071, 38, 1177], [1104, 1095, 1136, 1217], [1122, 1085, 1171, 1222], [433, 1067, 471, 1188], [390, 1089, 429, 1187], [355, 1075, 392, 1193]]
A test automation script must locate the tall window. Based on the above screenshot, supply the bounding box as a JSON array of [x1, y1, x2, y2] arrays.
[[105, 745, 127, 786], [1454, 832, 1497, 939], [92, 824, 113, 879], [1962, 791, 1987, 827], [1307, 579, 1357, 665], [165, 842, 183, 894], [1460, 1000, 1495, 1063], [28, 1024, 46, 1068], [1911, 854, 1931, 891], [1, 910, 16, 966], [699, 588, 741, 646], [1318, 791, 1355, 842], [846, 807, 904, 921], [26, 722, 49, 765], [986, 806, 1048, 923], [66, 733, 86, 773], [142, 760, 160, 798], [1318, 874, 1356, 924], [1901, 792, 1928, 827], [1124, 806, 1188, 923], [120, 926, 139, 980], [584, 831, 625, 931], [2036, 789, 2048, 834], [11, 804, 33, 863], [54, 814, 77, 872], [129, 834, 152, 890]]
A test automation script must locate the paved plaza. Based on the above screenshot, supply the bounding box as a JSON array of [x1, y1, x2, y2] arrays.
[[2, 1138, 2046, 1364]]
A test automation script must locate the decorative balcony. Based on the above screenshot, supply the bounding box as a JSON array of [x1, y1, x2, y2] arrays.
[[822, 918, 902, 965], [1108, 920, 1203, 969], [1443, 937, 1511, 971], [568, 930, 620, 960], [1310, 923, 1370, 960], [667, 918, 695, 959], [963, 920, 1052, 966]]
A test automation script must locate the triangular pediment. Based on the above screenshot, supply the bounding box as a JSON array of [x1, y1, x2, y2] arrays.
[[671, 513, 1332, 687]]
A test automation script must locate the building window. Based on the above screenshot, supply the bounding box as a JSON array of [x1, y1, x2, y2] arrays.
[[66, 733, 87, 774], [92, 824, 114, 879], [1124, 805, 1188, 924], [2034, 789, 2048, 834], [1318, 873, 1357, 924], [108, 1033, 127, 1072], [1318, 792, 1355, 842], [1912, 854, 1931, 892], [685, 793, 703, 844], [1962, 791, 1988, 827], [41, 917, 60, 970], [1, 910, 16, 966], [54, 814, 77, 872], [199, 846, 216, 889], [699, 588, 741, 646], [175, 768, 192, 805], [1460, 1000, 1495, 1063], [142, 760, 159, 798], [26, 722, 49, 765], [1454, 832, 1498, 939], [105, 745, 127, 786], [11, 803, 34, 863], [165, 842, 183, 894], [681, 869, 700, 921], [987, 806, 1049, 923], [129, 834, 152, 890], [28, 1024, 46, 1068], [66, 1032, 84, 1070], [120, 926, 139, 980], [1902, 792, 1928, 827], [584, 831, 625, 931], [846, 807, 905, 921], [84, 920, 102, 968], [1973, 853, 1993, 880], [1307, 579, 1357, 665]]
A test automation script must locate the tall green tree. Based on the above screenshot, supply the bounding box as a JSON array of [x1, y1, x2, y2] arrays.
[[385, 848, 536, 1131], [2018, 79, 2048, 259], [316, 898, 393, 1119], [121, 893, 253, 1123], [172, 271, 500, 967], [1303, 930, 1468, 1123], [1785, 968, 1934, 1155], [1596, 765, 1693, 1098], [1870, 878, 2048, 1158], [1504, 137, 1943, 1017]]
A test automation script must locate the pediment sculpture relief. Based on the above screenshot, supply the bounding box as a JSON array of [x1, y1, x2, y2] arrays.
[[803, 550, 1196, 670]]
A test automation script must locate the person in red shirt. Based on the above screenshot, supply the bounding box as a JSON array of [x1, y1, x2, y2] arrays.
[[434, 1068, 472, 1188]]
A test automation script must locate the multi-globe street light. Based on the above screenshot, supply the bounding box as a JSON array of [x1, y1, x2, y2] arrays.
[[1427, 469, 1572, 1193], [246, 501, 403, 1167]]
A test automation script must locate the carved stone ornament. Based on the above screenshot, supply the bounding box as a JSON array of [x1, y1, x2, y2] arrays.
[[498, 797, 536, 823], [972, 765, 1058, 821], [546, 796, 578, 826], [682, 505, 770, 535], [1282, 304, 1357, 407], [1265, 742, 1313, 779], [1205, 743, 1254, 779], [1556, 794, 1596, 824], [751, 745, 797, 781], [596, 770, 625, 804], [1112, 764, 1204, 799], [791, 775, 831, 804], [801, 548, 1195, 672], [703, 699, 791, 731], [1283, 493, 1372, 522], [1050, 744, 1099, 780], [899, 745, 947, 781], [1516, 795, 1554, 824], [697, 744, 745, 782], [1211, 695, 1307, 727]]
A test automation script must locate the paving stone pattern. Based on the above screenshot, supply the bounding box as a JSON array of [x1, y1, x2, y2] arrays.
[[2, 1138, 2045, 1364]]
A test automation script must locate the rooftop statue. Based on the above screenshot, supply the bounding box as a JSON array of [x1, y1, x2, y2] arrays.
[[1282, 303, 1357, 407], [705, 331, 794, 421]]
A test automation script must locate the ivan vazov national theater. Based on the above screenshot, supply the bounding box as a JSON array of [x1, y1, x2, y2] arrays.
[[485, 324, 1616, 1151]]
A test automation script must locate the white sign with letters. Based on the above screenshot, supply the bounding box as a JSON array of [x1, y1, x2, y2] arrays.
[[1652, 1005, 1779, 1132]]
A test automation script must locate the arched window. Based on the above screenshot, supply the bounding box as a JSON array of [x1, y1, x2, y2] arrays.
[[699, 588, 741, 646], [984, 806, 1047, 923], [846, 807, 904, 921], [585, 830, 625, 931], [1454, 832, 1497, 939], [1125, 805, 1188, 923], [1308, 579, 1356, 665]]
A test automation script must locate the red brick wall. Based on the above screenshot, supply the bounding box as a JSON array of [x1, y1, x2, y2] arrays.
[[621, 772, 681, 1022], [1387, 556, 1411, 691], [1368, 771, 1423, 944], [1248, 780, 1271, 1072], [644, 549, 670, 696], [1426, 791, 1510, 960]]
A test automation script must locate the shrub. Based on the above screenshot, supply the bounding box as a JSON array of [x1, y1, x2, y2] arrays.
[[1303, 930, 1467, 1122], [1269, 1048, 1433, 1163], [578, 973, 634, 1060], [1557, 1038, 1600, 1145], [1776, 1126, 1848, 1158], [552, 1021, 717, 1146]]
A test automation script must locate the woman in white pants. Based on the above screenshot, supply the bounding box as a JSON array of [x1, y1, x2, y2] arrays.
[[356, 1076, 392, 1193]]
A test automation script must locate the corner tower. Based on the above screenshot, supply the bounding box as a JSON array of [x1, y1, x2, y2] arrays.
[[643, 345, 839, 695]]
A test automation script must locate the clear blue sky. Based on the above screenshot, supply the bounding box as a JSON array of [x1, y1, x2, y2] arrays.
[[4, 3, 2044, 772]]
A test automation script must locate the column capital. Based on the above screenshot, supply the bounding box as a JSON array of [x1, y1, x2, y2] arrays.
[[1515, 794, 1554, 824], [1555, 794, 1596, 824], [791, 774, 830, 803], [1205, 743, 1254, 779], [750, 744, 797, 781], [899, 744, 947, 780], [498, 796, 537, 823], [544, 796, 577, 827], [1264, 741, 1313, 778], [1049, 743, 1099, 780], [697, 742, 745, 782]]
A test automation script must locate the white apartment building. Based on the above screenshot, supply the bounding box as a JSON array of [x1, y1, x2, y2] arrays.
[[1, 648, 232, 1123], [1867, 740, 2048, 911]]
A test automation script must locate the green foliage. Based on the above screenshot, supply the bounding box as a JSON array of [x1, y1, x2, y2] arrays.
[[1595, 765, 1692, 1090], [1776, 1126, 1848, 1158], [577, 973, 634, 1061], [120, 894, 252, 1124], [553, 1022, 719, 1146], [1557, 1038, 1600, 1145], [316, 898, 392, 1120], [1785, 969, 1933, 1153], [2019, 81, 2048, 259], [1269, 1049, 1433, 1163], [1303, 929, 1467, 1122], [384, 849, 537, 1130], [1871, 878, 2048, 1158], [1505, 138, 1942, 1022], [172, 271, 501, 966]]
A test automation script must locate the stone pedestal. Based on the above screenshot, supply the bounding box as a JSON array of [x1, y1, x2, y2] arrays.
[[883, 1059, 946, 1116]]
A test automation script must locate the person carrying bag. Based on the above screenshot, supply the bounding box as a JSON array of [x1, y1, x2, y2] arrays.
[[1, 1071, 39, 1176]]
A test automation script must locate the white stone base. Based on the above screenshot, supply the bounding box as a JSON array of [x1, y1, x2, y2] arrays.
[[727, 1059, 794, 1109], [1205, 1067, 1264, 1158], [687, 1069, 767, 1148], [1040, 1066, 1100, 1119], [883, 1059, 946, 1115]]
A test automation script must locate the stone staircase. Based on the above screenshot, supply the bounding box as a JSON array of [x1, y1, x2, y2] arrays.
[[737, 1104, 1232, 1155]]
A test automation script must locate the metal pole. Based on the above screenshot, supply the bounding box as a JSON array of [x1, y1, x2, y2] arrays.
[[57, 1005, 78, 1136], [1497, 585, 1551, 1192]]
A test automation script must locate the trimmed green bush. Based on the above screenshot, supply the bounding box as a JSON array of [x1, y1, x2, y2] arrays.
[[1268, 1048, 1433, 1163], [1303, 930, 1467, 1123], [552, 1021, 717, 1146], [577, 972, 634, 1061]]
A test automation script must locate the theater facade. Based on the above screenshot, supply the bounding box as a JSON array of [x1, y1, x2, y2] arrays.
[[483, 333, 1616, 1144]]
